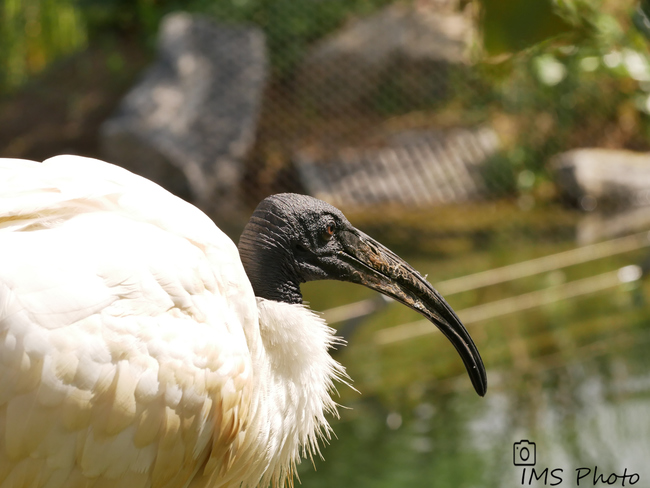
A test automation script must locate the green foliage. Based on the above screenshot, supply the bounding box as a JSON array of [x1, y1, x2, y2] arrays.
[[78, 0, 397, 77], [481, 152, 518, 196], [0, 0, 396, 91], [3, 0, 650, 201], [0, 0, 86, 92], [78, 0, 164, 39], [1, 0, 399, 89], [201, 0, 396, 78], [454, 0, 650, 197], [479, 0, 578, 55]]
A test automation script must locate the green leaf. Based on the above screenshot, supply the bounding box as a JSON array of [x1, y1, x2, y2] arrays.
[[479, 0, 576, 55]]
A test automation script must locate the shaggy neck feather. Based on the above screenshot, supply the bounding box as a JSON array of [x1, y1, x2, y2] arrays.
[[242, 299, 347, 488]]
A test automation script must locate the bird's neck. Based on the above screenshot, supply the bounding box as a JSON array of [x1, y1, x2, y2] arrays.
[[244, 298, 347, 487], [238, 216, 303, 304]]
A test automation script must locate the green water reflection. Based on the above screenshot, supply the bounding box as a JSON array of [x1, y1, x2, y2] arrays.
[[297, 221, 650, 487]]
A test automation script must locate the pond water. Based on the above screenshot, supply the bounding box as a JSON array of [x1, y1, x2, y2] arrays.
[[295, 211, 650, 488]]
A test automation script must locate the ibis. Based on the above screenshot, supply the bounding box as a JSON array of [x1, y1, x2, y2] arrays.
[[0, 155, 486, 488]]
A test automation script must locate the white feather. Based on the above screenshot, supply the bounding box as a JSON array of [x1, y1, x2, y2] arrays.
[[0, 155, 347, 488]]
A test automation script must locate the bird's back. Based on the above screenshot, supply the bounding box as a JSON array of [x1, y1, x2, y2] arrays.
[[0, 156, 259, 488]]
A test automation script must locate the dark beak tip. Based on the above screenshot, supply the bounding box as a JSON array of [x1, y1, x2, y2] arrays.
[[463, 354, 487, 397], [473, 362, 488, 397], [344, 229, 488, 397]]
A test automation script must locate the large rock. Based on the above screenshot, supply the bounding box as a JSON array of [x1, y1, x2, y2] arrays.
[[551, 148, 650, 211], [101, 13, 267, 213], [297, 1, 475, 112], [294, 126, 500, 208]]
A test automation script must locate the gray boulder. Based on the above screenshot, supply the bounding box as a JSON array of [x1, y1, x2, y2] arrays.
[[297, 1, 475, 112], [101, 12, 267, 213], [294, 126, 500, 208], [551, 148, 650, 211]]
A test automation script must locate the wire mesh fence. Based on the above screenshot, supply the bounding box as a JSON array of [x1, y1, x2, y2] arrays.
[[1, 0, 650, 300], [219, 0, 650, 257], [3, 4, 650, 486]]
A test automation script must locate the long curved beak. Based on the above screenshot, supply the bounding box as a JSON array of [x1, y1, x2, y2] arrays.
[[337, 229, 487, 397]]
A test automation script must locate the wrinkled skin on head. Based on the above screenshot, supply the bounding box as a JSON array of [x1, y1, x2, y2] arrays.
[[238, 193, 487, 396]]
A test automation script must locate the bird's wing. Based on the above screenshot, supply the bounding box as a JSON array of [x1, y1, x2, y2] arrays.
[[0, 156, 258, 488]]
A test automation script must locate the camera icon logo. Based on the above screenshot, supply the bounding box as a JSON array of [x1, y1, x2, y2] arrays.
[[513, 440, 536, 466]]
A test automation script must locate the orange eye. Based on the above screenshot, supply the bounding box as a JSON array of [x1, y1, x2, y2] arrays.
[[323, 222, 335, 240]]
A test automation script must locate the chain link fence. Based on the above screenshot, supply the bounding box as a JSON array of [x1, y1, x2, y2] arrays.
[[217, 0, 650, 256], [3, 4, 650, 483], [2, 0, 650, 289]]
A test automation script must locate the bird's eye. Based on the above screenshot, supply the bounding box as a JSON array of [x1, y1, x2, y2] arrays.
[[323, 221, 336, 241]]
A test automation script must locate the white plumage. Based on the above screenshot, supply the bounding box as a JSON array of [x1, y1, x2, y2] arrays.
[[0, 154, 486, 488], [0, 155, 345, 488]]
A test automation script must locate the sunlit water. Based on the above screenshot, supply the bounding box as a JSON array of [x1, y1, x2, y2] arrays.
[[297, 222, 650, 488]]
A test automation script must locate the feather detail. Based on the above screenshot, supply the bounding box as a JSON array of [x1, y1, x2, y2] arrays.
[[0, 155, 350, 488]]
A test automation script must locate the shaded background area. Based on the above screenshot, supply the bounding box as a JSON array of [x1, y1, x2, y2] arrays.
[[2, 0, 650, 486]]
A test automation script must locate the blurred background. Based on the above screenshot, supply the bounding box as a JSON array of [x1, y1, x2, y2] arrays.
[[3, 0, 650, 486]]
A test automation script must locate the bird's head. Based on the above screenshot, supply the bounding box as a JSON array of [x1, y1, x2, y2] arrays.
[[238, 193, 487, 397]]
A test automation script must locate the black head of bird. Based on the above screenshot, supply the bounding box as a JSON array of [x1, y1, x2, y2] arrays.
[[238, 193, 487, 397]]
